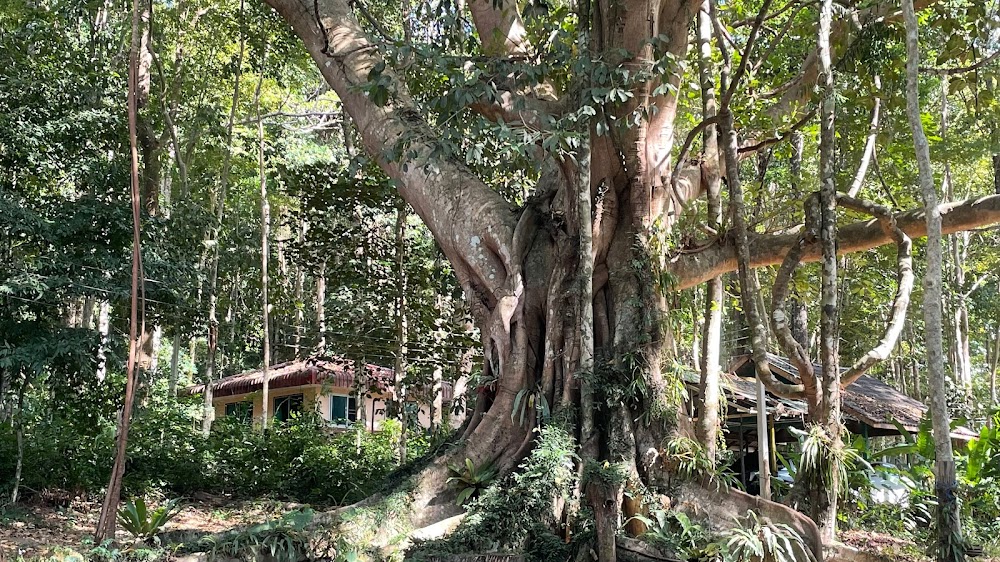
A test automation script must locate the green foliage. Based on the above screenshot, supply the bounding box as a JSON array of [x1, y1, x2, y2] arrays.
[[447, 458, 498, 506], [0, 397, 422, 505], [117, 497, 183, 542], [721, 511, 813, 562], [792, 425, 866, 501], [965, 411, 1000, 484], [511, 387, 551, 427], [631, 509, 708, 558], [409, 425, 579, 561], [662, 437, 714, 481], [201, 508, 314, 562]]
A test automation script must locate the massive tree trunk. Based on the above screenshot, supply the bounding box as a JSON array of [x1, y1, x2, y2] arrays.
[[901, 1, 964, 560], [265, 0, 701, 553], [264, 0, 1000, 556]]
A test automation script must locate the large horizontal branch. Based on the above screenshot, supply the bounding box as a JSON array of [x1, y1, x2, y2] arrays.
[[668, 194, 1000, 290]]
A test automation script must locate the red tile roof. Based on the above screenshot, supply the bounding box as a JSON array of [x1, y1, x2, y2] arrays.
[[185, 356, 453, 401]]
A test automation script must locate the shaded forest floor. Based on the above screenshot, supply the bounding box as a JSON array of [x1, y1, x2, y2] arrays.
[[2, 495, 995, 562], [0, 495, 305, 559]]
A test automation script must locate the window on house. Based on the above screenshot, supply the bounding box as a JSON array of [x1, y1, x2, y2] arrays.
[[330, 395, 358, 426], [224, 401, 252, 424], [273, 393, 304, 422]]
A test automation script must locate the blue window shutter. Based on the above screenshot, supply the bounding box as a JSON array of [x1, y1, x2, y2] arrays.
[[331, 395, 348, 422]]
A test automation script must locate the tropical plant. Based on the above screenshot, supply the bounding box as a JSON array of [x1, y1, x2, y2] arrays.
[[511, 387, 550, 427], [117, 497, 183, 542], [447, 458, 498, 505], [721, 510, 814, 562], [630, 508, 708, 557], [965, 411, 1000, 484], [793, 425, 869, 501], [203, 508, 314, 562]]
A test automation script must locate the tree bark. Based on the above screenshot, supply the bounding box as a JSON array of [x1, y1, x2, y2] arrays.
[[669, 194, 1000, 290], [788, 132, 809, 352], [901, 2, 964, 560], [846, 77, 881, 198], [696, 0, 723, 465], [816, 0, 841, 541], [95, 0, 144, 536], [257, 41, 272, 429], [990, 306, 999, 407], [10, 381, 25, 504], [202, 2, 245, 434], [993, 153, 1000, 195], [260, 0, 999, 556], [169, 330, 180, 398], [394, 203, 409, 463]]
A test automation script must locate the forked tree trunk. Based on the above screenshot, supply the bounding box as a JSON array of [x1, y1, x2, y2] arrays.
[[901, 1, 965, 560], [264, 0, 1000, 557]]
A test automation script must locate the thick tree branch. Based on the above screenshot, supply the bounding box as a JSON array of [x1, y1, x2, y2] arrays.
[[920, 50, 1000, 75], [468, 0, 529, 57], [264, 0, 517, 308], [836, 195, 914, 387], [668, 194, 1000, 290], [763, 0, 943, 124]]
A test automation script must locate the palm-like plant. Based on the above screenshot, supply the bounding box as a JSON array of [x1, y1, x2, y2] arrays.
[[447, 458, 498, 505], [723, 511, 814, 562], [117, 497, 182, 542]]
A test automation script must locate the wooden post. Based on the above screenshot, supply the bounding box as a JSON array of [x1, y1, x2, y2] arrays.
[[756, 378, 771, 500]]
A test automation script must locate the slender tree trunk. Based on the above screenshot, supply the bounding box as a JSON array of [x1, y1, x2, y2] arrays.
[[816, 0, 841, 542], [993, 153, 1000, 195], [991, 307, 1000, 407], [316, 259, 327, 352], [942, 77, 971, 392], [696, 0, 722, 464], [846, 77, 881, 198], [902, 2, 964, 560], [294, 218, 306, 359], [394, 203, 409, 463], [169, 331, 181, 398], [82, 297, 95, 329], [96, 301, 110, 382], [95, 0, 144, 535], [10, 381, 25, 505], [202, 1, 245, 435], [257, 42, 272, 429], [789, 132, 809, 352]]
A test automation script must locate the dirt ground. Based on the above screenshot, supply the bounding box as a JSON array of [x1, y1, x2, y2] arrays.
[[4, 498, 997, 562], [0, 495, 304, 559]]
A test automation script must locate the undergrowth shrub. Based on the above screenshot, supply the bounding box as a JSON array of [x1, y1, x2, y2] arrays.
[[0, 393, 427, 506], [407, 425, 579, 562]]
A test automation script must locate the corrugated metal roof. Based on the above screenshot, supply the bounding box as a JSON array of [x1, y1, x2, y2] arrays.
[[725, 353, 976, 439]]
